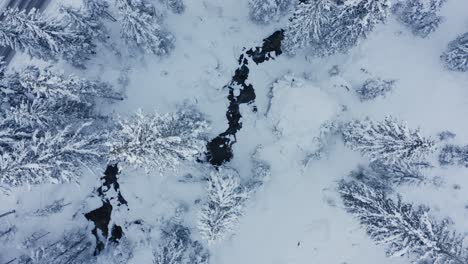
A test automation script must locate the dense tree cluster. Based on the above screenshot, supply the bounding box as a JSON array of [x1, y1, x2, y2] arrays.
[[0, 66, 118, 187], [0, 8, 96, 68], [392, 0, 447, 37], [115, 0, 175, 55], [284, 0, 391, 56]]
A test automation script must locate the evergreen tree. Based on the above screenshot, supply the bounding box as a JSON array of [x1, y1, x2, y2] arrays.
[[339, 180, 468, 264], [198, 168, 248, 244], [153, 222, 209, 264], [60, 5, 106, 40], [342, 117, 436, 163], [392, 0, 447, 38], [328, 0, 391, 54], [284, 0, 390, 56], [0, 57, 6, 77], [441, 32, 468, 72], [355, 78, 396, 101], [350, 160, 427, 191], [0, 8, 95, 67], [0, 123, 108, 187], [109, 108, 209, 172], [0, 66, 119, 187], [116, 0, 174, 55], [283, 0, 337, 55], [248, 0, 291, 25], [84, 0, 111, 18], [0, 66, 118, 140], [154, 224, 190, 264], [439, 144, 468, 167]]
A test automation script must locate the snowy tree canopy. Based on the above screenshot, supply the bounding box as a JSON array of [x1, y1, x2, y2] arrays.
[[342, 117, 436, 163], [0, 66, 118, 136], [109, 108, 209, 172], [248, 0, 291, 25], [84, 0, 111, 18], [392, 0, 447, 38], [0, 66, 119, 188], [439, 144, 468, 167], [60, 5, 106, 40], [198, 168, 248, 244], [116, 0, 175, 55], [0, 123, 108, 187], [441, 31, 468, 72], [350, 160, 427, 192], [284, 0, 391, 56], [339, 180, 468, 264], [283, 0, 337, 55], [0, 8, 96, 68], [154, 223, 209, 264]]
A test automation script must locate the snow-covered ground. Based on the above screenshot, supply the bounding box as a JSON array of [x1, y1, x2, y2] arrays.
[[2, 0, 468, 263]]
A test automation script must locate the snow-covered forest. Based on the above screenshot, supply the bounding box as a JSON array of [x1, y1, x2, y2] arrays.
[[1, 0, 468, 263]]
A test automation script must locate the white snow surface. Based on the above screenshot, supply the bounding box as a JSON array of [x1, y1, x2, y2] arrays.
[[2, 0, 468, 263]]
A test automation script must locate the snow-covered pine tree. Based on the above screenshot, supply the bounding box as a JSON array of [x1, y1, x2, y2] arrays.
[[115, 0, 174, 55], [355, 78, 395, 101], [18, 228, 95, 264], [441, 32, 468, 72], [248, 0, 291, 25], [153, 222, 209, 264], [350, 160, 426, 191], [328, 0, 391, 54], [0, 66, 119, 187], [109, 108, 209, 172], [369, 160, 427, 186], [284, 0, 390, 56], [84, 0, 111, 19], [161, 0, 186, 14], [60, 5, 106, 40], [153, 224, 190, 264], [283, 0, 338, 55], [198, 168, 248, 244], [342, 117, 436, 163], [0, 8, 95, 67], [439, 144, 468, 167], [392, 0, 447, 38], [0, 66, 119, 141], [0, 123, 108, 187], [339, 180, 468, 264]]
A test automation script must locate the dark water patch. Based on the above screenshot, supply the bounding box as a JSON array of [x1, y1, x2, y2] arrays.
[[85, 164, 127, 255], [85, 201, 112, 254], [206, 30, 284, 166]]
